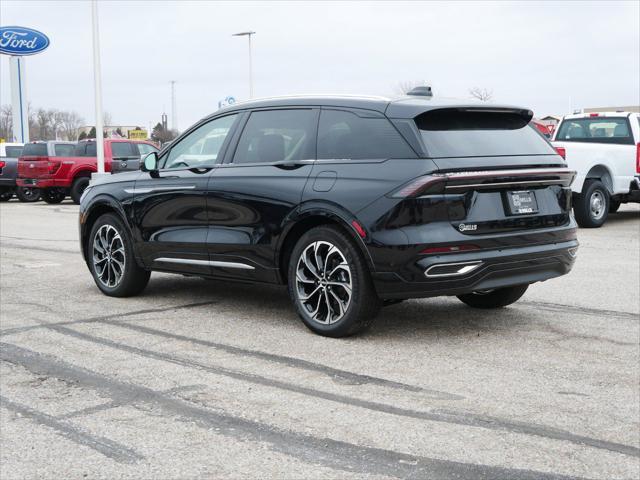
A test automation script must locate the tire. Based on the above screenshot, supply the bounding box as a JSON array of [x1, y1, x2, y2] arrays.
[[88, 213, 150, 297], [71, 177, 91, 204], [457, 284, 529, 309], [287, 225, 381, 337], [41, 188, 66, 204], [15, 187, 41, 202], [609, 197, 621, 213], [0, 189, 13, 201], [573, 179, 609, 228]]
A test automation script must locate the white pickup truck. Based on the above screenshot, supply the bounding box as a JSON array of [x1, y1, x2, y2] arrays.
[[552, 111, 640, 227]]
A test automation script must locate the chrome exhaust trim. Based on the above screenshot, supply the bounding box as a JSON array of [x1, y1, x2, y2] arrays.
[[424, 260, 483, 278]]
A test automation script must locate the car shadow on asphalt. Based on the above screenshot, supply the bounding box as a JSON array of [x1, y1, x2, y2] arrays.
[[140, 274, 526, 340], [601, 210, 640, 225]]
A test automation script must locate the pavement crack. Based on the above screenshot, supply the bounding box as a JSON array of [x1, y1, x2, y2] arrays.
[[0, 394, 144, 464], [0, 342, 587, 480], [19, 323, 640, 459]]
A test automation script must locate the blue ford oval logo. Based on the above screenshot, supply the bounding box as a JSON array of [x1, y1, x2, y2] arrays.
[[0, 26, 50, 56]]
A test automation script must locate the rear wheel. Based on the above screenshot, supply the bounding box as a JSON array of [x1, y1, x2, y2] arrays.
[[287, 225, 381, 337], [15, 187, 41, 202], [457, 284, 529, 309], [71, 177, 91, 204], [41, 188, 66, 204], [573, 179, 609, 228], [0, 189, 13, 201], [88, 213, 150, 297]]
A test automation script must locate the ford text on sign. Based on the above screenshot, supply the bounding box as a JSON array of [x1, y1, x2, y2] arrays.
[[0, 26, 50, 56]]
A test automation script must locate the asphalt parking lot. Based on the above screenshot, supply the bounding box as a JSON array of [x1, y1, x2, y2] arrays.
[[0, 200, 638, 480]]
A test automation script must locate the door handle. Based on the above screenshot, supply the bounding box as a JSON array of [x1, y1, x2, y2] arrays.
[[273, 159, 314, 170]]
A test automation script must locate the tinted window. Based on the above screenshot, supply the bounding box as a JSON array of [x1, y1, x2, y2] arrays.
[[54, 144, 75, 156], [86, 143, 97, 156], [3, 146, 23, 157], [555, 117, 634, 145], [318, 110, 415, 160], [111, 142, 136, 157], [416, 109, 555, 157], [21, 143, 48, 156], [233, 109, 316, 164], [164, 114, 237, 169]]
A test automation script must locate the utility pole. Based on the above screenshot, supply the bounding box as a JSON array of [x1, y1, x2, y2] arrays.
[[91, 0, 105, 175], [170, 80, 177, 131], [232, 31, 255, 98]]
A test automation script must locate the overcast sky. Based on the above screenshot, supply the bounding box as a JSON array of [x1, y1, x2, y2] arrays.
[[1, 1, 638, 131]]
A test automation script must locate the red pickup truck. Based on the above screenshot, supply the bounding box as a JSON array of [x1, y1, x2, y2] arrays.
[[17, 139, 158, 204]]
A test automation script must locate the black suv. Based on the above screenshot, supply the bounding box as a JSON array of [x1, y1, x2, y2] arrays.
[[80, 95, 578, 337]]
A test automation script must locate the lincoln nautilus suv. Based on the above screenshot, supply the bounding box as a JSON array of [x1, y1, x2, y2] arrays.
[[79, 94, 578, 337]]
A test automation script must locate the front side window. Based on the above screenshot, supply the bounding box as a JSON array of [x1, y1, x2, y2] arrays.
[[233, 109, 316, 164], [163, 114, 238, 169], [54, 144, 75, 156], [137, 143, 158, 156], [317, 109, 415, 160], [555, 117, 634, 145]]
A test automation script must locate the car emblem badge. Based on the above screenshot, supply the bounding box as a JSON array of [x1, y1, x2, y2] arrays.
[[29, 163, 34, 168], [458, 223, 477, 232]]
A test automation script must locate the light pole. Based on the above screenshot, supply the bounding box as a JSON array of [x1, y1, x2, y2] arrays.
[[232, 31, 255, 99], [91, 0, 105, 175]]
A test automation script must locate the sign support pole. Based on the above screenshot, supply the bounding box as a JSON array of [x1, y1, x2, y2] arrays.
[[91, 0, 106, 176], [9, 56, 29, 143]]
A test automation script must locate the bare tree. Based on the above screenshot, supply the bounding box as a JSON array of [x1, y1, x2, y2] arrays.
[[469, 87, 493, 102], [57, 111, 84, 141], [103, 111, 113, 126], [0, 104, 12, 141], [395, 80, 430, 96]]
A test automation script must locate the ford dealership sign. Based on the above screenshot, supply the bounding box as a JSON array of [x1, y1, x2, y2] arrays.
[[0, 26, 50, 56]]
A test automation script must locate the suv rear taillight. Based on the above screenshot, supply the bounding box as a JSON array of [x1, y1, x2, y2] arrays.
[[48, 159, 61, 174], [555, 147, 566, 160], [636, 143, 640, 174], [0, 161, 5, 169]]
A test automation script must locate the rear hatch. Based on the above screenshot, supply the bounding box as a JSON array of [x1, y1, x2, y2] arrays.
[[413, 107, 573, 234]]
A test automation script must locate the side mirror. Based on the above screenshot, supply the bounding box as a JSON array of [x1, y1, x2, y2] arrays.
[[141, 152, 158, 174]]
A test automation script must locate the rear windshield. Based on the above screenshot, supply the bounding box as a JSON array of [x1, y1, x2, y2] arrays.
[[21, 143, 48, 156], [555, 117, 634, 145], [74, 143, 97, 156], [54, 144, 75, 156], [416, 109, 556, 158], [2, 146, 23, 157]]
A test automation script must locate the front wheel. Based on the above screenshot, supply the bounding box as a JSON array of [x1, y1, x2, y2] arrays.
[[15, 187, 41, 202], [457, 284, 529, 309], [41, 188, 66, 204], [573, 179, 609, 228], [287, 225, 381, 337], [88, 213, 150, 297]]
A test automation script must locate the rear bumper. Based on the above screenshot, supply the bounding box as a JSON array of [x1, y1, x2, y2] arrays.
[[372, 239, 578, 299], [16, 178, 69, 188], [0, 178, 16, 188]]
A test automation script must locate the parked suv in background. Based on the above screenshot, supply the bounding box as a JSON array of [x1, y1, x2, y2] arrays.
[[17, 138, 158, 204], [552, 112, 640, 227], [0, 143, 26, 201], [80, 95, 578, 337]]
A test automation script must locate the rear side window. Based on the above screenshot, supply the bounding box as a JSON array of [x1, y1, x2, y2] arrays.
[[54, 144, 75, 156], [233, 109, 316, 164], [416, 108, 555, 158], [111, 142, 136, 157], [317, 110, 415, 160], [86, 143, 97, 156], [21, 143, 48, 156], [3, 146, 23, 157], [555, 117, 634, 145], [74, 143, 96, 156]]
